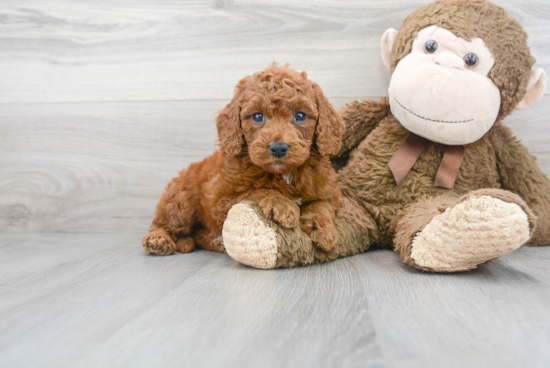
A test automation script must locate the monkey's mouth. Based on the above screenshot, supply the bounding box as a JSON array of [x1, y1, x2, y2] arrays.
[[394, 98, 473, 124]]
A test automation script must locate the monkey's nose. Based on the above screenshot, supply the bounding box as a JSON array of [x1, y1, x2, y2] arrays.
[[435, 52, 464, 70], [269, 142, 289, 158]]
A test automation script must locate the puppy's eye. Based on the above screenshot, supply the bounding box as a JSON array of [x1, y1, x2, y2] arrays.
[[464, 53, 479, 68], [294, 112, 307, 123], [252, 113, 264, 124], [424, 40, 438, 54]]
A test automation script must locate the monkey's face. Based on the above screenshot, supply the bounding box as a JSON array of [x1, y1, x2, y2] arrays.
[[387, 25, 501, 145]]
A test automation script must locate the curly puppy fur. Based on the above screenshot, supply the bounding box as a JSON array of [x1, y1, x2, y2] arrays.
[[221, 0, 550, 271], [143, 64, 344, 255]]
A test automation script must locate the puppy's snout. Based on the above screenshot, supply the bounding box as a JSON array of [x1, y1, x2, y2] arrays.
[[269, 142, 289, 158]]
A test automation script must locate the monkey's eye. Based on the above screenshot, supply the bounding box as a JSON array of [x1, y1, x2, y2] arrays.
[[252, 112, 264, 124], [294, 112, 307, 123], [464, 53, 479, 68], [424, 40, 438, 54]]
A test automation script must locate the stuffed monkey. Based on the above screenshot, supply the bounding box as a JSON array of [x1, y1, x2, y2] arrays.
[[222, 0, 550, 272]]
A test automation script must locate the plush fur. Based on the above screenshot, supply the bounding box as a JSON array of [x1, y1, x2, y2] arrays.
[[143, 64, 344, 255], [390, 0, 535, 121], [394, 190, 534, 272], [222, 0, 550, 272]]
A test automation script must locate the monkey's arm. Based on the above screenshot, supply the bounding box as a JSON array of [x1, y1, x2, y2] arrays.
[[333, 97, 391, 160], [493, 125, 550, 246]]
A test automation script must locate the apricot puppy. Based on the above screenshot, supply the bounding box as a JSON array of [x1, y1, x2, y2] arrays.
[[143, 64, 344, 255]]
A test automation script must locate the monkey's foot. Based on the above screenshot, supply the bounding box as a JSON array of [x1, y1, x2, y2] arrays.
[[223, 201, 279, 269], [410, 194, 531, 272]]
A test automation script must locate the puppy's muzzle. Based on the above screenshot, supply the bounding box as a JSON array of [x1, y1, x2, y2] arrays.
[[269, 142, 289, 158]]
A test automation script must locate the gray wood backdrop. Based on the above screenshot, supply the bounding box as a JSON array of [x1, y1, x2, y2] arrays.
[[1, 0, 549, 232]]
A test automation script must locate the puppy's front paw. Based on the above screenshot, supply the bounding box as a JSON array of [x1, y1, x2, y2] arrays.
[[300, 214, 338, 251], [143, 230, 176, 255], [258, 197, 300, 228]]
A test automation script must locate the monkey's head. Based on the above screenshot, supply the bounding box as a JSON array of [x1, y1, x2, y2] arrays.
[[381, 0, 546, 145]]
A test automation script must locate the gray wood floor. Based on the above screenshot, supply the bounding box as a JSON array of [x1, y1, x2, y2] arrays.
[[1, 233, 549, 368], [1, 1, 550, 367]]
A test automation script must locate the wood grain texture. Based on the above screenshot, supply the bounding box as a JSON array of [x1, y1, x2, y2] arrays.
[[2, 2, 549, 367], [0, 100, 221, 232], [0, 0, 549, 233], [0, 233, 385, 368], [1, 97, 548, 232], [0, 0, 548, 104], [354, 249, 550, 368], [0, 233, 549, 367]]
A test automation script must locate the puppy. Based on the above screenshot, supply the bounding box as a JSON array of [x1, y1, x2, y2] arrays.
[[143, 64, 344, 255]]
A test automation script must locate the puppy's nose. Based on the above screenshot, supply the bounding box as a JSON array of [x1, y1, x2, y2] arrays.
[[269, 142, 289, 158]]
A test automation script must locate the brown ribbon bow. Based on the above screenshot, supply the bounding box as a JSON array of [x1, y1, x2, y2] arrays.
[[388, 133, 465, 189]]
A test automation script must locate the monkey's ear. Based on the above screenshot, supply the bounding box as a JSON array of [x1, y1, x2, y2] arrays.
[[517, 68, 546, 110], [381, 28, 398, 69], [216, 77, 248, 156], [311, 81, 345, 156]]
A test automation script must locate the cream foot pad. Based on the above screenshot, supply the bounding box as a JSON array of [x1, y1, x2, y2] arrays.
[[223, 202, 279, 269], [411, 195, 531, 272]]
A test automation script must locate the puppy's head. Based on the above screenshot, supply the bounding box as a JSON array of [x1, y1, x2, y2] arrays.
[[216, 64, 344, 174]]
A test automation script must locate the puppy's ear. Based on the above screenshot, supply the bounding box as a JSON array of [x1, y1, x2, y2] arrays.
[[311, 81, 345, 156], [216, 77, 248, 157]]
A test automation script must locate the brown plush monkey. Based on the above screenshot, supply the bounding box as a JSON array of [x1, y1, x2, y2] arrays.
[[222, 0, 550, 272]]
